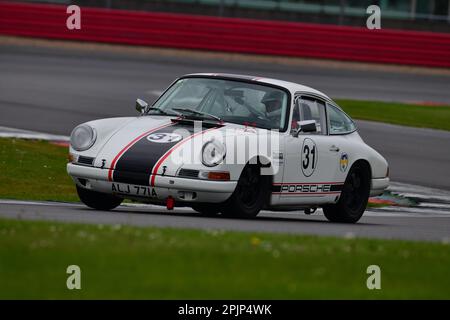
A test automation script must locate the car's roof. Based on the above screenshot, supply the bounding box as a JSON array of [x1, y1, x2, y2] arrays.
[[182, 73, 332, 101]]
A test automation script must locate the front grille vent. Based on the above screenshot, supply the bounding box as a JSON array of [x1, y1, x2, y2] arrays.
[[178, 169, 200, 178], [77, 156, 95, 166]]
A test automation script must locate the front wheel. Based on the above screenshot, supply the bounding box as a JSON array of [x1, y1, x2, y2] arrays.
[[323, 162, 371, 223], [222, 165, 269, 218], [76, 185, 123, 211]]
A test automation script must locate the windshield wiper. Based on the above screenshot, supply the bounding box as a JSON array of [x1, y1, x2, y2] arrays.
[[172, 107, 222, 122], [147, 106, 180, 117], [147, 106, 169, 115]]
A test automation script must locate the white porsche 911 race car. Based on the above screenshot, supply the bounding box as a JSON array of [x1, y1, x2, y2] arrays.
[[67, 73, 389, 223]]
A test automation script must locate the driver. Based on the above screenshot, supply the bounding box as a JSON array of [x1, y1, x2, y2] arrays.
[[261, 91, 283, 115]]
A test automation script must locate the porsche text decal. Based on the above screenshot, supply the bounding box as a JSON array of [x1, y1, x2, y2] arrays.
[[272, 183, 344, 195]]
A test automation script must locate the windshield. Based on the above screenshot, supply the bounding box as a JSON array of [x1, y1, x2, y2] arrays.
[[150, 77, 289, 131]]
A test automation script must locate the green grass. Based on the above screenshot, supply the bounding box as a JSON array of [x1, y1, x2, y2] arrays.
[[0, 218, 449, 299], [336, 99, 450, 131], [0, 138, 77, 202]]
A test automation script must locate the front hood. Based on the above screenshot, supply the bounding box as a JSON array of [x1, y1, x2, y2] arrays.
[[94, 116, 174, 169], [91, 116, 281, 186], [95, 116, 222, 185]]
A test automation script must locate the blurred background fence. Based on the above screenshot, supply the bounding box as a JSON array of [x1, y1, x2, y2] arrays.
[[12, 0, 450, 32], [1, 1, 449, 67]]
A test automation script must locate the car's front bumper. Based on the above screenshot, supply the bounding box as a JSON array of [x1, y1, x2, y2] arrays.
[[370, 177, 389, 196], [67, 163, 237, 204]]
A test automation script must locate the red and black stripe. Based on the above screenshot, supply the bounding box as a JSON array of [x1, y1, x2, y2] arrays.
[[107, 122, 173, 182]]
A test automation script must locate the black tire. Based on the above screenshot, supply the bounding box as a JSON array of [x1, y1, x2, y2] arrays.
[[323, 162, 371, 223], [76, 185, 123, 211], [222, 164, 270, 218], [191, 204, 222, 217]]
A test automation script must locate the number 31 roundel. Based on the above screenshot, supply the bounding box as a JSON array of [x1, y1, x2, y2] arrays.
[[301, 138, 318, 177]]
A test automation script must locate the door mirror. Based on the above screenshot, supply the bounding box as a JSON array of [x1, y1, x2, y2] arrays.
[[292, 120, 317, 137], [136, 98, 149, 114], [299, 120, 317, 133]]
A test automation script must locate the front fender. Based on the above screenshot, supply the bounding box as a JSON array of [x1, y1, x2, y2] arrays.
[[69, 117, 136, 158]]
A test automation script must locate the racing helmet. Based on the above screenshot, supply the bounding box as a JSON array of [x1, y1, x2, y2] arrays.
[[261, 91, 283, 113]]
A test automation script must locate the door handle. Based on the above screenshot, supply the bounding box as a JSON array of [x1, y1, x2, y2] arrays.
[[329, 145, 340, 152]]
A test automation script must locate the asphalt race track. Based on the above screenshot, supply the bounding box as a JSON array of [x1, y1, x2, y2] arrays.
[[356, 121, 450, 190], [0, 199, 449, 242], [2, 41, 450, 137], [2, 181, 450, 241]]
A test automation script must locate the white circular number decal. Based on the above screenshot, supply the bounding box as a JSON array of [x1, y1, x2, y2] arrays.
[[147, 132, 183, 143], [301, 138, 318, 177]]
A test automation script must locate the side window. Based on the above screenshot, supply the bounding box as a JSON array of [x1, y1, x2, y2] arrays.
[[292, 96, 327, 135], [327, 104, 356, 134]]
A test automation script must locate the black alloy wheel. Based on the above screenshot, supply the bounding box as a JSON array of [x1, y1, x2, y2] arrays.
[[222, 164, 269, 218], [323, 162, 370, 223], [76, 185, 123, 211]]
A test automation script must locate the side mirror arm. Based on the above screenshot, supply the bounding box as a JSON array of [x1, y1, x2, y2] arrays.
[[292, 128, 301, 138], [136, 98, 149, 115]]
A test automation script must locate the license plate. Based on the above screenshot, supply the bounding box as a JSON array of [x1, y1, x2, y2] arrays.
[[111, 183, 157, 198]]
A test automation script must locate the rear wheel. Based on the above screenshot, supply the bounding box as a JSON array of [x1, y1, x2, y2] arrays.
[[323, 162, 370, 223], [76, 185, 123, 211], [222, 164, 269, 218]]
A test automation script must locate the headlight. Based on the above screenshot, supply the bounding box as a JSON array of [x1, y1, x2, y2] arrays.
[[202, 140, 226, 167], [70, 124, 96, 151]]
